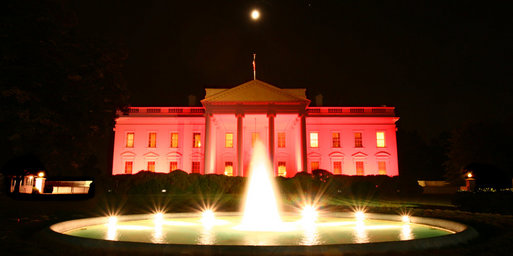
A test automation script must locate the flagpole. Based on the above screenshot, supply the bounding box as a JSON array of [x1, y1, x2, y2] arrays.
[[252, 53, 256, 80]]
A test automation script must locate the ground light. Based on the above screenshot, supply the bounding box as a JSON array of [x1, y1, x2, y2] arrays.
[[107, 216, 118, 226], [152, 212, 164, 243], [300, 205, 318, 223], [201, 209, 216, 227], [355, 210, 366, 222], [153, 212, 164, 225], [106, 216, 118, 241]]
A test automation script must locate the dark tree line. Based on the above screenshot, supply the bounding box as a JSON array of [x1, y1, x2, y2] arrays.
[[398, 118, 513, 187], [445, 119, 513, 187], [1, 1, 128, 177]]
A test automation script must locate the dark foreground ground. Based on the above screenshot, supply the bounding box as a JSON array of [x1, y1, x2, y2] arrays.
[[1, 192, 513, 256]]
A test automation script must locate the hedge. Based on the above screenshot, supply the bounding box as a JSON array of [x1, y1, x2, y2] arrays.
[[105, 169, 417, 198]]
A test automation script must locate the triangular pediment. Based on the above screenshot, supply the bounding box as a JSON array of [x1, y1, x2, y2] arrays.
[[143, 152, 159, 158], [352, 152, 368, 158], [203, 80, 308, 103]]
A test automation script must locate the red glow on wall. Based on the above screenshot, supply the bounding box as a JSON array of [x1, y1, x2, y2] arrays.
[[111, 80, 399, 177]]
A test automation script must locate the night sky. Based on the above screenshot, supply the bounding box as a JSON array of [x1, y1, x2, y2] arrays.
[[73, 0, 512, 138]]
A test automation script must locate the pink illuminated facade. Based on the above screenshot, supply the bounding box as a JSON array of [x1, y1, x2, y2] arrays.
[[112, 80, 399, 177]]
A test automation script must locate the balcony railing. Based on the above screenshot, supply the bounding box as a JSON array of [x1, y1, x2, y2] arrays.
[[119, 107, 205, 116], [119, 106, 394, 117], [307, 107, 395, 116]]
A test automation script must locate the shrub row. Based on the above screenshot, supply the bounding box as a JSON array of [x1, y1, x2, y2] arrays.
[[107, 170, 245, 194], [105, 169, 418, 198]]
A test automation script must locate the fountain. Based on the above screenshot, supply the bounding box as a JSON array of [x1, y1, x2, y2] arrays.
[[237, 142, 283, 231], [47, 140, 477, 254]]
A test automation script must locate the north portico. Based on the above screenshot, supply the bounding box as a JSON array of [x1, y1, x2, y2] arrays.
[[202, 80, 310, 176], [112, 79, 399, 177]]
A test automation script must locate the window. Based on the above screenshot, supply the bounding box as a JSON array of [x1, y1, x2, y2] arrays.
[[278, 132, 286, 148], [332, 132, 341, 148], [24, 176, 33, 186], [278, 162, 287, 177], [376, 132, 385, 148], [193, 133, 201, 148], [224, 162, 233, 176], [148, 132, 157, 148], [311, 161, 320, 171], [378, 161, 387, 175], [310, 132, 319, 148], [170, 133, 179, 148], [170, 161, 178, 172], [192, 161, 200, 173], [126, 132, 134, 148], [147, 161, 155, 172], [225, 133, 233, 148], [333, 161, 342, 174], [355, 161, 364, 176], [354, 132, 363, 148], [124, 161, 133, 174], [252, 132, 260, 147]]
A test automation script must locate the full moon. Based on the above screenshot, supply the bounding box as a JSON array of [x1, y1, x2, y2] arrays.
[[251, 9, 260, 20]]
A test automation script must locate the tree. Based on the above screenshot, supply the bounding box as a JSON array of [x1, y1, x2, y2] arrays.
[[445, 120, 513, 186], [397, 130, 447, 181], [0, 1, 128, 176]]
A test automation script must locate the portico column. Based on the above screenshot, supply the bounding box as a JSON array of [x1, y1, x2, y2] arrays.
[[300, 113, 307, 172], [267, 112, 275, 173], [236, 113, 244, 176], [204, 112, 213, 174]]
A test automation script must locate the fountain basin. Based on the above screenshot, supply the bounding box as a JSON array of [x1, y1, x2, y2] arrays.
[[46, 212, 477, 255]]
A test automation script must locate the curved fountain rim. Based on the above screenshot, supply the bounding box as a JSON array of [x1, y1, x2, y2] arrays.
[[45, 212, 478, 255]]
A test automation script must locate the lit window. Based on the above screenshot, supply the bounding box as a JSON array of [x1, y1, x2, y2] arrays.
[[355, 161, 364, 176], [224, 162, 233, 176], [147, 161, 155, 172], [170, 133, 179, 148], [193, 133, 201, 148], [225, 133, 233, 148], [192, 161, 200, 173], [354, 132, 363, 148], [333, 161, 342, 174], [332, 132, 341, 148], [311, 161, 320, 171], [126, 132, 134, 148], [378, 161, 387, 175], [125, 161, 133, 174], [376, 132, 385, 148], [24, 177, 33, 186], [278, 161, 287, 177], [251, 132, 260, 147], [170, 161, 178, 172], [277, 132, 286, 148], [310, 132, 319, 148], [148, 132, 157, 148]]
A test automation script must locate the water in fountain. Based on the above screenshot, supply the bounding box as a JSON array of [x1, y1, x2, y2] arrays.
[[237, 140, 284, 231], [60, 138, 460, 246]]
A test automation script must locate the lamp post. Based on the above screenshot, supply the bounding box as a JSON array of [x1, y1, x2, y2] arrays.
[[465, 172, 476, 192]]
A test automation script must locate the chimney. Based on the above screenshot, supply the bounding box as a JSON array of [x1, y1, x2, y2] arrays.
[[188, 94, 197, 106], [315, 93, 323, 106]]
